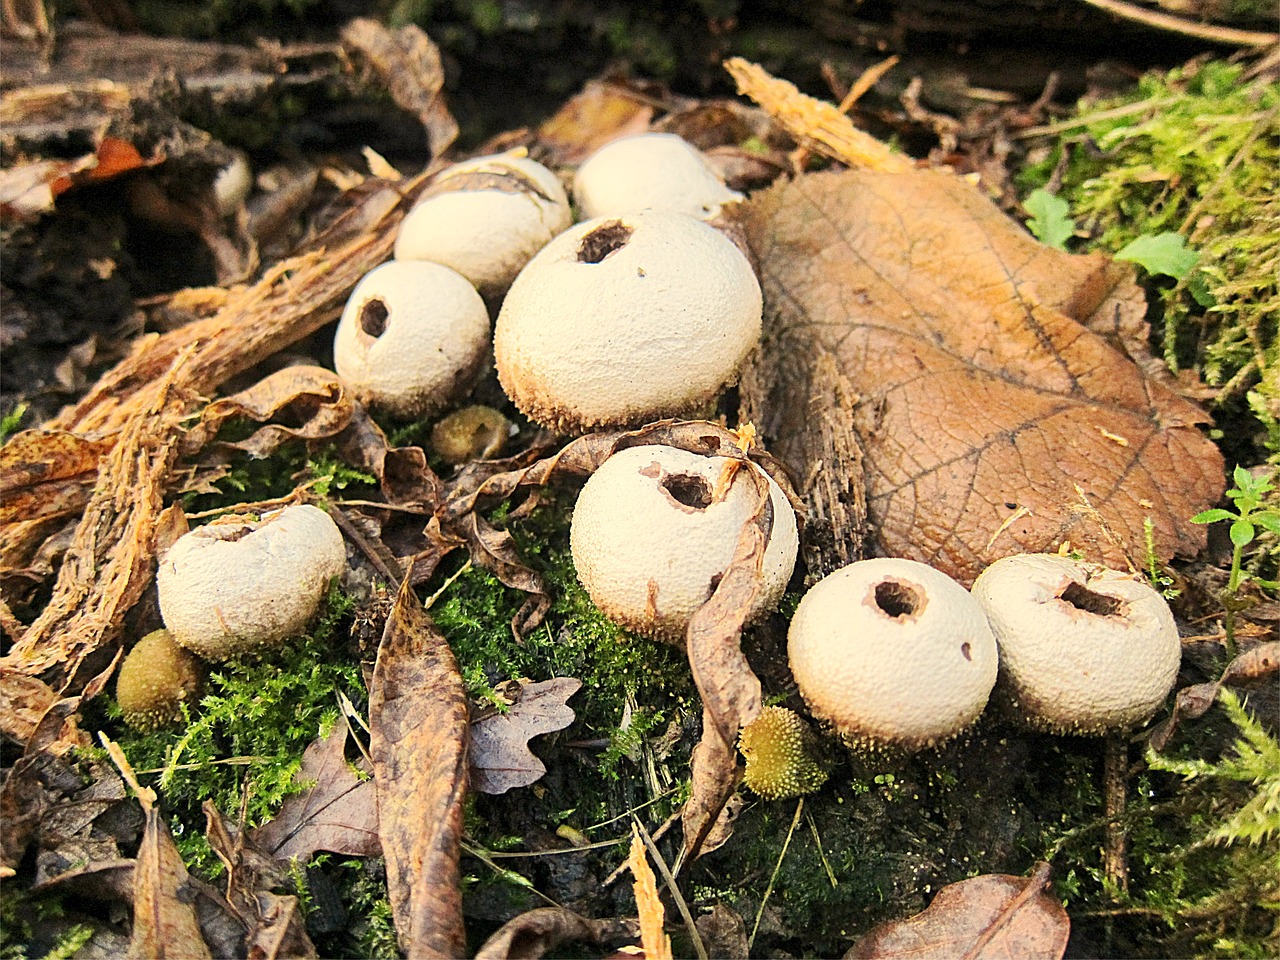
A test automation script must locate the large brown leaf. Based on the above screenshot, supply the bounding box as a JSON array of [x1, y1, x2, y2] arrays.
[[738, 168, 1224, 583], [369, 578, 469, 959], [846, 862, 1068, 960]]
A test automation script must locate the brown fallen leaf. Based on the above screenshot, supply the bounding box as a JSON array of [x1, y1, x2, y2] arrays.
[[846, 861, 1069, 960], [470, 677, 582, 795], [681, 466, 771, 862], [250, 714, 381, 863], [102, 741, 213, 960], [205, 803, 317, 960], [475, 908, 638, 960], [536, 79, 656, 167], [369, 577, 469, 959], [738, 168, 1224, 583], [183, 364, 356, 461]]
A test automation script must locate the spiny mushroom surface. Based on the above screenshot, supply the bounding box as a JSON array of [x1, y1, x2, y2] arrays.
[[971, 553, 1181, 734], [787, 557, 999, 751], [569, 444, 797, 642], [158, 504, 346, 661], [333, 260, 490, 419], [572, 132, 742, 219], [116, 629, 204, 730], [394, 152, 571, 297], [739, 706, 828, 800], [494, 210, 762, 433]]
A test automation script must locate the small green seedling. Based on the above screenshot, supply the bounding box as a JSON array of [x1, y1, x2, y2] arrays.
[[1191, 465, 1280, 651], [1023, 189, 1076, 251]]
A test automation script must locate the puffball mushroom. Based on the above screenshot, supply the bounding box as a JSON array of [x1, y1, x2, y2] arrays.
[[971, 553, 1181, 734], [394, 152, 571, 297], [573, 132, 743, 219], [569, 444, 797, 642], [116, 629, 203, 730], [788, 558, 999, 750], [158, 504, 346, 661], [494, 210, 762, 433], [333, 260, 490, 419]]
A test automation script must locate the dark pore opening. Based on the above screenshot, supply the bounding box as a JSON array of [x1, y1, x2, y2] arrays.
[[960, 642, 972, 661], [662, 473, 712, 510], [577, 221, 633, 263], [1059, 581, 1124, 617], [875, 581, 921, 619], [360, 298, 390, 338]]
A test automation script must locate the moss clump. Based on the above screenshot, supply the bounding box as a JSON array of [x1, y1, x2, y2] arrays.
[[1020, 60, 1279, 459], [739, 706, 828, 800], [115, 629, 204, 731]]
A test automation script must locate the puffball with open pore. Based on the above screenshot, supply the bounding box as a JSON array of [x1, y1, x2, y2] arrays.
[[333, 260, 490, 419], [394, 152, 571, 297], [971, 553, 1181, 734], [494, 210, 762, 433], [157, 504, 347, 661], [569, 444, 797, 642], [787, 558, 999, 751]]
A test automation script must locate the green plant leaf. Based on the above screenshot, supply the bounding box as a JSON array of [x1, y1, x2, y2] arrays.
[[1253, 514, 1280, 537], [1114, 232, 1198, 279], [1229, 519, 1255, 548], [1023, 189, 1075, 250], [1191, 508, 1235, 524]]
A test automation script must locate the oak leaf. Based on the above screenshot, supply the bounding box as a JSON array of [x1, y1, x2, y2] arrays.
[[738, 169, 1224, 583], [470, 677, 582, 795]]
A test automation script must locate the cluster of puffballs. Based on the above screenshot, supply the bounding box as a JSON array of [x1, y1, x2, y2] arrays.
[[120, 133, 1183, 782]]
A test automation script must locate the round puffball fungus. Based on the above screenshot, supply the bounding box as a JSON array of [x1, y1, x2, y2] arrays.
[[569, 444, 797, 642], [431, 404, 511, 465], [116, 629, 204, 731], [971, 553, 1181, 734], [394, 152, 571, 297], [787, 558, 999, 751], [158, 504, 346, 661], [333, 260, 490, 419], [494, 210, 762, 433], [738, 706, 828, 800], [572, 132, 742, 220]]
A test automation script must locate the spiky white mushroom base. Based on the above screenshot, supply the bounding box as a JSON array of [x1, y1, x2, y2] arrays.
[[158, 504, 347, 661], [788, 558, 999, 751], [570, 444, 797, 642], [971, 553, 1180, 734]]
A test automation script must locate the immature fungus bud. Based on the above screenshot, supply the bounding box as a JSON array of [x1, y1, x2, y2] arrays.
[[569, 444, 797, 641], [158, 504, 347, 661], [572, 132, 742, 219], [494, 210, 762, 433], [116, 629, 204, 731], [787, 558, 999, 751], [739, 706, 828, 800], [394, 152, 571, 297], [333, 260, 490, 419], [971, 553, 1181, 734], [431, 404, 511, 465]]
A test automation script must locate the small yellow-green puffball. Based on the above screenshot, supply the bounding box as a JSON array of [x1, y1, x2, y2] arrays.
[[116, 629, 204, 730], [738, 706, 828, 800], [431, 405, 510, 465]]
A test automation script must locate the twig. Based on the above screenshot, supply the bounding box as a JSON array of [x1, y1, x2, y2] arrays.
[[1103, 734, 1130, 896], [1076, 0, 1279, 47], [633, 816, 708, 960], [750, 798, 805, 951]]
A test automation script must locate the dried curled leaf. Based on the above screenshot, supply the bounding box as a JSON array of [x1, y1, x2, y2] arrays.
[[739, 169, 1224, 583], [369, 579, 469, 958], [846, 862, 1068, 960], [470, 677, 581, 795], [475, 908, 637, 960]]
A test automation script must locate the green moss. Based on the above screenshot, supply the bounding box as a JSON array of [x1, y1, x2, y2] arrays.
[[1019, 60, 1279, 460], [105, 583, 363, 874]]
